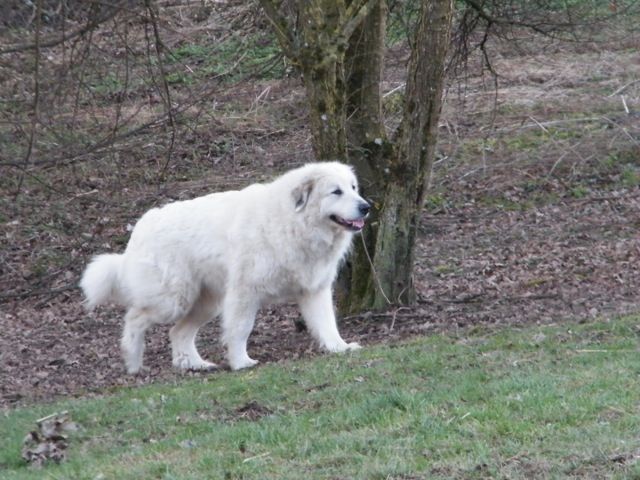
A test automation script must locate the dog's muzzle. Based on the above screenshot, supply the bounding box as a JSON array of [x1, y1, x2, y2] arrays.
[[330, 201, 370, 232]]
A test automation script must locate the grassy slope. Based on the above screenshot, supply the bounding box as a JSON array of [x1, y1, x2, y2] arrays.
[[2, 316, 640, 479]]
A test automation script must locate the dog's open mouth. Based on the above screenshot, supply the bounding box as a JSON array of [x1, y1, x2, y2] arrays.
[[330, 215, 365, 232]]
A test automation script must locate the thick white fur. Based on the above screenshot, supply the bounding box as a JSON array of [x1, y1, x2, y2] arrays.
[[80, 162, 368, 373]]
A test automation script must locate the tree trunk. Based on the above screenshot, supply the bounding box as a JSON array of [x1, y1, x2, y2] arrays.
[[344, 0, 454, 312], [298, 1, 348, 159], [258, 0, 454, 313], [259, 0, 353, 159], [300, 61, 347, 159], [339, 0, 390, 311]]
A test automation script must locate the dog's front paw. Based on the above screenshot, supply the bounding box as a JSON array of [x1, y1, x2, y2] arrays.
[[229, 356, 259, 371], [325, 340, 362, 353], [173, 354, 219, 371]]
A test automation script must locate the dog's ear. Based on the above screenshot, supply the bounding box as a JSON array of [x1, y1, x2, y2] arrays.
[[292, 179, 315, 212]]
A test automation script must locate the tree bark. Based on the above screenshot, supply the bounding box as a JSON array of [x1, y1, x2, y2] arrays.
[[259, 0, 454, 313], [297, 1, 349, 158], [345, 0, 454, 311], [376, 0, 453, 307], [259, 0, 380, 160], [339, 0, 390, 311]]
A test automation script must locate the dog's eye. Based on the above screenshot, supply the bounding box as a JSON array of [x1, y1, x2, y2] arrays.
[[352, 185, 356, 191], [332, 188, 343, 195]]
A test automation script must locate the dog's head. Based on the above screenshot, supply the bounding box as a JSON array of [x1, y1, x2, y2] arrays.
[[291, 162, 370, 233]]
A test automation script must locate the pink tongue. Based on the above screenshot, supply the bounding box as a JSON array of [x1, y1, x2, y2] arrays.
[[352, 219, 365, 229]]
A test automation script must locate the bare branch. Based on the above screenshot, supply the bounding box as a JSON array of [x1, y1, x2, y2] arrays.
[[0, 1, 129, 55], [607, 79, 640, 97], [0, 284, 78, 303], [13, 0, 42, 200], [341, 0, 380, 41], [143, 0, 177, 179], [344, 0, 367, 20], [257, 0, 297, 60], [461, 0, 497, 26], [458, 0, 630, 39]]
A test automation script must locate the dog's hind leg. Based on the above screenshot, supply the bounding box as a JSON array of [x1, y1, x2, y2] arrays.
[[120, 260, 199, 373], [170, 293, 219, 371], [221, 293, 260, 371], [298, 288, 361, 353], [121, 307, 155, 374]]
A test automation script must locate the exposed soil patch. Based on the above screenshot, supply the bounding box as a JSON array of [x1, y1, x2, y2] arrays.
[[2, 187, 638, 408], [1, 5, 639, 408], [233, 401, 274, 422]]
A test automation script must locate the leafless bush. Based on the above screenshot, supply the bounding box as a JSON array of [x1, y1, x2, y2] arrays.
[[0, 0, 291, 303], [0, 0, 281, 191], [449, 0, 640, 77]]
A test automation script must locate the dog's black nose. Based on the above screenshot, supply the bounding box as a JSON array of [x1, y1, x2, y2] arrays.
[[359, 202, 371, 216]]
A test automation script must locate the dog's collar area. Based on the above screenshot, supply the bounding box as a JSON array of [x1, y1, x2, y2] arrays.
[[330, 214, 365, 232]]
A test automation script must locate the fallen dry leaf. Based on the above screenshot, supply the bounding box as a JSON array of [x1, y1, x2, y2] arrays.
[[21, 411, 78, 468]]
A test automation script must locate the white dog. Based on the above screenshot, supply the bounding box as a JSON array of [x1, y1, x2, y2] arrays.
[[80, 162, 370, 373]]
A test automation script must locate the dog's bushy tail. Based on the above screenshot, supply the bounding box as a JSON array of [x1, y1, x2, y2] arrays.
[[80, 253, 124, 309]]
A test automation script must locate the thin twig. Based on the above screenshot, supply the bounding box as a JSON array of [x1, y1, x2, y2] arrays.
[[572, 192, 640, 204], [0, 285, 79, 303], [509, 117, 604, 132], [13, 0, 42, 200], [620, 95, 630, 114], [341, 0, 379, 40], [0, 1, 127, 55], [242, 452, 270, 463], [360, 233, 392, 305], [382, 83, 406, 98], [257, 0, 297, 60], [600, 116, 640, 147], [111, 13, 131, 192], [523, 116, 589, 179], [607, 79, 640, 97], [144, 0, 177, 180], [389, 307, 411, 331]]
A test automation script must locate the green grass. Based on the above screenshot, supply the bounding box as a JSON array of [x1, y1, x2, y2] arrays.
[[88, 73, 126, 96], [164, 32, 285, 85], [2, 316, 640, 479]]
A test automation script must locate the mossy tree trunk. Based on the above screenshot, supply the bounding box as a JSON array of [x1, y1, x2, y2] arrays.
[[297, 1, 347, 158], [349, 0, 453, 311], [341, 0, 391, 311], [260, 0, 377, 159], [377, 0, 453, 308], [259, 0, 454, 312]]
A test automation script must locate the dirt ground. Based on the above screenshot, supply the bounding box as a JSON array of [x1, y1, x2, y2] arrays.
[[2, 189, 639, 408], [1, 5, 639, 408]]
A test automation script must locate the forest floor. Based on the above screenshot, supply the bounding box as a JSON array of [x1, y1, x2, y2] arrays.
[[1, 3, 639, 408]]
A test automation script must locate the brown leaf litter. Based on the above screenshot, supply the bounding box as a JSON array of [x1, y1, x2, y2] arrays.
[[21, 411, 79, 468]]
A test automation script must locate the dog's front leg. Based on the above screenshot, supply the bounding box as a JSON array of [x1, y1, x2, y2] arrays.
[[298, 288, 361, 353], [221, 293, 260, 370]]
